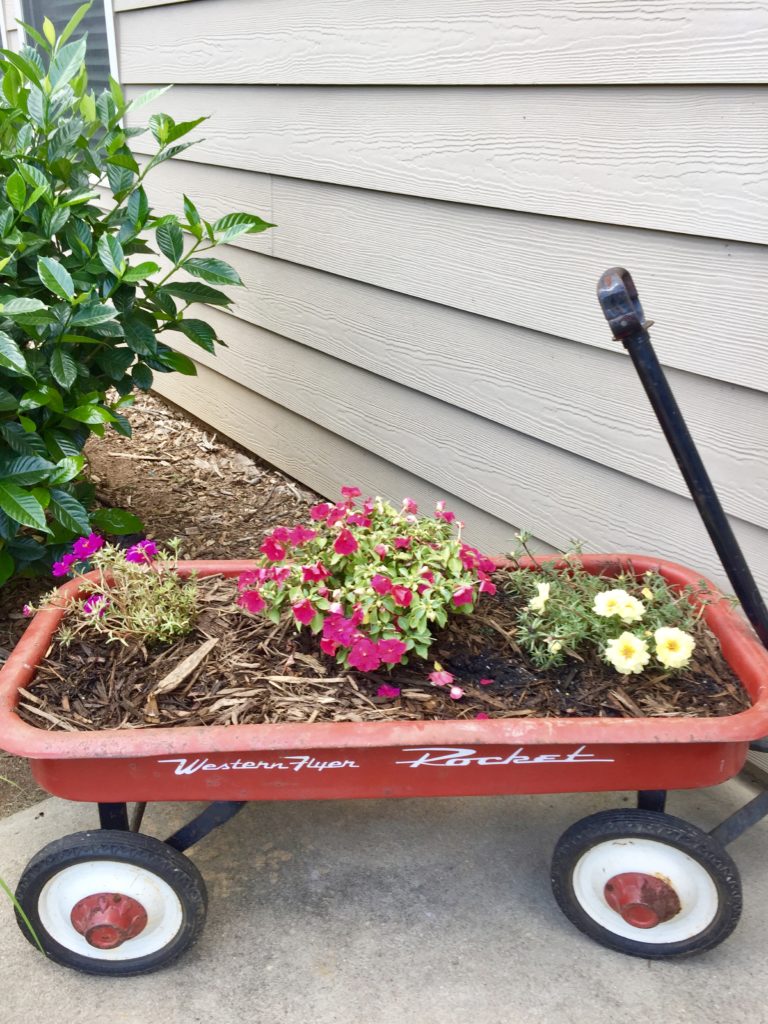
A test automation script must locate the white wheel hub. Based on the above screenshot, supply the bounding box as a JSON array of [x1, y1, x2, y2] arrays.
[[572, 837, 719, 943], [37, 860, 184, 961]]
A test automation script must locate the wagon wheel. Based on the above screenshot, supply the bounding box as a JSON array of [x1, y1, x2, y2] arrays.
[[551, 809, 742, 959], [14, 830, 207, 976]]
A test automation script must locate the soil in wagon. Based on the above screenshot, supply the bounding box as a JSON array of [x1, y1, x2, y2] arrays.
[[20, 572, 749, 732]]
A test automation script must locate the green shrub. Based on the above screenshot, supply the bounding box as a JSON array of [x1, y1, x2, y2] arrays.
[[0, 2, 273, 585]]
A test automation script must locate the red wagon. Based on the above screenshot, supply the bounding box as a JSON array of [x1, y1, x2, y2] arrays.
[[2, 554, 768, 974]]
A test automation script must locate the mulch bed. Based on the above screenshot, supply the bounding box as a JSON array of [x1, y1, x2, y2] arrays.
[[18, 572, 750, 732]]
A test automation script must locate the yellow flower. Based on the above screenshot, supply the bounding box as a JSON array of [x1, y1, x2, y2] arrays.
[[618, 594, 645, 624], [654, 627, 695, 669], [528, 581, 551, 613], [604, 632, 651, 675], [641, 587, 654, 602]]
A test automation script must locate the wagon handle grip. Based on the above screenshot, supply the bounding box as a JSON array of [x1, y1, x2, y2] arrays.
[[596, 267, 768, 650]]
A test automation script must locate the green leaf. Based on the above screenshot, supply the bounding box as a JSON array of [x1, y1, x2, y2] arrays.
[[50, 348, 78, 389], [126, 187, 149, 229], [0, 481, 48, 530], [49, 488, 90, 534], [1, 297, 47, 315], [50, 38, 87, 91], [0, 549, 14, 586], [44, 428, 82, 458], [72, 301, 118, 327], [149, 113, 174, 145], [59, 3, 92, 47], [143, 141, 196, 174], [123, 315, 157, 356], [183, 257, 242, 286], [213, 212, 275, 244], [171, 318, 217, 353], [97, 233, 125, 277], [166, 116, 206, 144], [110, 411, 132, 437], [79, 91, 97, 122], [97, 346, 135, 381], [164, 282, 233, 306], [0, 49, 43, 86], [0, 422, 45, 455], [42, 16, 56, 45], [6, 170, 25, 212], [0, 387, 17, 411], [0, 455, 55, 485], [91, 507, 143, 535], [47, 455, 85, 485], [20, 385, 63, 413], [183, 194, 200, 227], [132, 364, 153, 390], [156, 221, 184, 263], [0, 331, 29, 375], [122, 261, 159, 283], [37, 257, 75, 300], [106, 162, 134, 197], [67, 404, 116, 425], [126, 85, 172, 112], [19, 163, 51, 197], [157, 350, 197, 375]]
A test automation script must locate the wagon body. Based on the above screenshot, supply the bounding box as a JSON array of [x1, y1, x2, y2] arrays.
[[2, 556, 767, 804]]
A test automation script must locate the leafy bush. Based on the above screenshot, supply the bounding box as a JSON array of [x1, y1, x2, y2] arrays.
[[0, 3, 272, 584]]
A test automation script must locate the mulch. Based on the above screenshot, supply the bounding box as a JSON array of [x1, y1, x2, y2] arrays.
[[18, 572, 750, 733]]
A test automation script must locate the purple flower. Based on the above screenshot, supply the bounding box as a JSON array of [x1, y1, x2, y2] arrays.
[[22, 604, 33, 618], [125, 540, 159, 564], [52, 552, 77, 577], [72, 533, 105, 560], [82, 593, 109, 617]]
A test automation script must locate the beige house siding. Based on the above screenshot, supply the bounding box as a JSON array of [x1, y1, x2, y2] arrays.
[[107, 1, 768, 589]]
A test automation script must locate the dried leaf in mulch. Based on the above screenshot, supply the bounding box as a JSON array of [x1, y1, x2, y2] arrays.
[[18, 574, 751, 732]]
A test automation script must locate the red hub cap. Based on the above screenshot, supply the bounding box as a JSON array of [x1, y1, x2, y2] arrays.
[[70, 893, 148, 949], [604, 872, 681, 929]]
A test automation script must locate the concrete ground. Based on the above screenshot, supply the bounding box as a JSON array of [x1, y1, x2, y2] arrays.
[[0, 776, 766, 1024]]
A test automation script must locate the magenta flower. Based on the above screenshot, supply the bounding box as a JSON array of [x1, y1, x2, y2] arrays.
[[288, 525, 317, 546], [238, 568, 268, 591], [326, 505, 347, 527], [125, 540, 159, 564], [72, 533, 105, 560], [52, 552, 77, 577], [362, 498, 375, 515], [475, 712, 490, 720], [429, 669, 454, 687], [301, 561, 330, 583], [320, 637, 338, 657], [437, 509, 456, 524], [82, 593, 109, 617], [272, 526, 291, 543], [350, 604, 365, 625], [479, 578, 497, 596], [377, 638, 407, 664], [238, 590, 266, 614], [341, 485, 361, 499], [452, 584, 474, 607], [371, 574, 392, 595], [374, 544, 388, 558], [479, 555, 496, 574], [347, 637, 381, 672], [292, 599, 316, 625], [449, 686, 464, 700], [460, 545, 480, 570], [333, 529, 358, 556], [377, 684, 401, 699], [393, 536, 412, 550], [479, 678, 494, 686], [402, 497, 418, 514], [22, 604, 33, 618], [323, 614, 358, 646], [260, 536, 287, 562], [317, 585, 330, 598], [310, 503, 333, 521], [346, 513, 371, 528], [269, 565, 292, 587], [391, 585, 412, 608]]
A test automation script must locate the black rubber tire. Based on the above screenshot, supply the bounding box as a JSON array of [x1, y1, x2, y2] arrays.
[[14, 830, 208, 976], [551, 809, 742, 959]]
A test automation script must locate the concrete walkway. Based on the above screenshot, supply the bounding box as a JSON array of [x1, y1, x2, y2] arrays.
[[0, 776, 766, 1024]]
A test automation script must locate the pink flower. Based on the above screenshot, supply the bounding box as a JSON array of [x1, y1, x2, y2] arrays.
[[52, 552, 77, 577], [260, 536, 287, 562], [310, 503, 333, 521], [420, 570, 435, 583], [350, 604, 365, 625], [449, 686, 464, 700], [72, 533, 105, 560], [125, 540, 159, 564], [377, 638, 407, 664], [460, 545, 480, 570], [429, 669, 454, 687], [82, 593, 109, 617], [479, 678, 494, 686], [479, 555, 496, 574], [322, 614, 358, 646], [238, 568, 268, 591], [301, 562, 330, 583], [479, 578, 497, 596], [269, 565, 292, 587], [238, 590, 266, 614], [377, 684, 401, 699], [402, 497, 418, 514], [320, 638, 338, 657], [317, 585, 329, 598], [346, 513, 371, 528], [371, 574, 392, 595], [326, 505, 347, 527], [22, 604, 32, 617], [271, 526, 291, 543], [391, 585, 413, 608], [393, 536, 412, 550], [436, 509, 456, 524], [334, 529, 358, 556], [347, 637, 381, 672], [341, 485, 361, 499], [475, 712, 490, 720], [292, 599, 316, 625], [374, 544, 388, 558], [362, 498, 375, 515], [288, 525, 317, 546], [452, 584, 474, 607]]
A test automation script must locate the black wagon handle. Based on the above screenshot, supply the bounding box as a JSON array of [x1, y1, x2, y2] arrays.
[[596, 267, 768, 651]]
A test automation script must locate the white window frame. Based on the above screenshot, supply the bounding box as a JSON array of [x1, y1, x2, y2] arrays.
[[14, 0, 120, 82]]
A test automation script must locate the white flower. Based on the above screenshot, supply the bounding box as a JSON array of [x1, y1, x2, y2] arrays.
[[528, 581, 551, 614], [618, 594, 645, 624], [604, 632, 651, 675], [594, 588, 645, 623], [654, 627, 695, 669]]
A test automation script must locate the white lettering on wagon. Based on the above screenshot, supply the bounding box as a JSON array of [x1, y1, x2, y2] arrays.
[[395, 745, 615, 768], [157, 756, 361, 776]]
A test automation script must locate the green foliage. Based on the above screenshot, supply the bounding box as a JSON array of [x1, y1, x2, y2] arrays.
[[0, 3, 274, 583]]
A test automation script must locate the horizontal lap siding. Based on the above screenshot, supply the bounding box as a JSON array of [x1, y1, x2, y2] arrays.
[[114, 1, 768, 589]]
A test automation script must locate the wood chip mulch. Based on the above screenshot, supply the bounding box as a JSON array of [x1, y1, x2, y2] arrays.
[[19, 573, 750, 732]]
